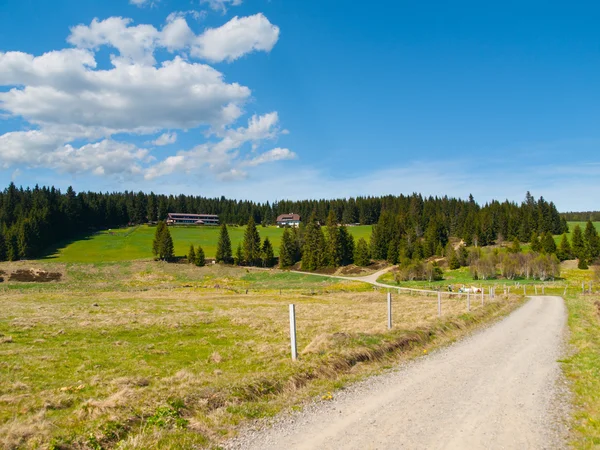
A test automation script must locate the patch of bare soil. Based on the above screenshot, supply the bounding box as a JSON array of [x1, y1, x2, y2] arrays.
[[9, 269, 62, 283]]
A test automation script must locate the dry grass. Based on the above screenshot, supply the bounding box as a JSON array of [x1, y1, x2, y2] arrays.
[[0, 261, 521, 449]]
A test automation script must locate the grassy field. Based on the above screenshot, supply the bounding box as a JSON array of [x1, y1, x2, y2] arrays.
[[562, 288, 600, 448], [0, 261, 520, 449], [43, 225, 373, 263]]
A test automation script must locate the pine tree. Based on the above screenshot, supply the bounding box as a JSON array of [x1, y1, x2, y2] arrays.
[[234, 243, 243, 266], [159, 225, 174, 261], [325, 210, 342, 267], [152, 221, 166, 259], [446, 244, 460, 270], [187, 244, 196, 264], [508, 237, 521, 254], [541, 232, 557, 255], [279, 228, 296, 268], [557, 233, 571, 261], [0, 228, 6, 262], [261, 237, 275, 267], [571, 225, 585, 260], [301, 213, 326, 271], [243, 217, 262, 266], [195, 246, 206, 267], [215, 223, 232, 264], [152, 221, 174, 261], [354, 237, 371, 266], [338, 225, 355, 265], [530, 231, 542, 252], [584, 220, 600, 261]]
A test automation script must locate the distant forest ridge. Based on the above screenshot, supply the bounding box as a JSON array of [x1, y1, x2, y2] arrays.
[[0, 182, 579, 261], [561, 211, 600, 222]]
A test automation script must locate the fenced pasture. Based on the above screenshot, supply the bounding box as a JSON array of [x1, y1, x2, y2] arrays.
[[0, 261, 519, 449]]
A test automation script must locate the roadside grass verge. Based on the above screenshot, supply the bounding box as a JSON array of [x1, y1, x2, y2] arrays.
[[0, 261, 521, 449], [562, 292, 600, 448]]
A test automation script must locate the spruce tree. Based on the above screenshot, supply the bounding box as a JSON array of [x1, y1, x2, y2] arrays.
[[279, 228, 296, 268], [338, 225, 355, 265], [541, 232, 557, 255], [187, 244, 196, 264], [215, 223, 232, 264], [152, 221, 166, 259], [508, 237, 521, 254], [261, 237, 276, 267], [571, 225, 585, 260], [301, 213, 326, 271], [243, 216, 262, 266], [446, 244, 460, 270], [530, 231, 542, 252], [195, 246, 206, 267], [159, 225, 174, 261], [235, 243, 243, 266], [557, 233, 572, 261], [325, 210, 342, 267], [584, 220, 600, 260], [354, 237, 371, 266], [0, 228, 6, 262]]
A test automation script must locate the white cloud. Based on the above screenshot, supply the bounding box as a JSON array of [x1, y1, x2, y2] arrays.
[[0, 13, 292, 181], [200, 0, 243, 13], [152, 132, 177, 146], [242, 147, 296, 167], [144, 112, 293, 180], [0, 53, 250, 133], [130, 0, 158, 8], [66, 14, 279, 65], [192, 14, 279, 62]]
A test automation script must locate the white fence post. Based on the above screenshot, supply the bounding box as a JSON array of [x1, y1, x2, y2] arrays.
[[467, 291, 471, 311], [387, 292, 392, 330], [523, 285, 526, 295], [535, 285, 538, 295], [481, 289, 484, 306], [289, 304, 297, 361], [542, 285, 545, 295], [438, 292, 442, 317]]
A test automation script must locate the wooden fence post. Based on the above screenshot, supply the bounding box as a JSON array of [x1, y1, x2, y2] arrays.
[[467, 291, 471, 312], [542, 285, 545, 295], [289, 304, 297, 361], [438, 292, 442, 317], [387, 292, 392, 330]]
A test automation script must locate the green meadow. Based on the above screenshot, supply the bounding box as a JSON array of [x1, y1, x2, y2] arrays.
[[42, 225, 373, 263]]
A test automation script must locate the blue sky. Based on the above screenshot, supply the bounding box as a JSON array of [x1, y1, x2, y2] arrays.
[[0, 0, 599, 210]]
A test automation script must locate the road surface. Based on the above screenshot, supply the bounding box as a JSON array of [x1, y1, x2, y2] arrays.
[[226, 296, 568, 450]]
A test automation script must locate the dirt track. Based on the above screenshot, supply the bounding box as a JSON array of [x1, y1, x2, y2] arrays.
[[226, 296, 568, 450]]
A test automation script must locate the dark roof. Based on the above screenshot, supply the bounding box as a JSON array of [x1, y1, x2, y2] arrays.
[[276, 214, 301, 222]]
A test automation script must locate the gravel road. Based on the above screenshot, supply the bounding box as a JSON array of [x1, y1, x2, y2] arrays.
[[226, 296, 569, 450]]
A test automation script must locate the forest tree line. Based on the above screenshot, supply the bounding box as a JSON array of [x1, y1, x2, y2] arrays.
[[0, 182, 572, 262]]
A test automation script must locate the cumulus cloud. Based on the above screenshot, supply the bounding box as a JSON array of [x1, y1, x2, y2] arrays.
[[201, 0, 243, 13], [0, 13, 292, 181], [129, 0, 158, 8], [144, 112, 295, 180], [66, 13, 279, 65], [152, 132, 177, 146], [0, 53, 250, 133], [192, 14, 279, 62]]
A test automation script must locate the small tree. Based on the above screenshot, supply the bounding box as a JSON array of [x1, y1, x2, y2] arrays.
[[354, 238, 370, 267], [508, 237, 521, 254], [530, 232, 542, 253], [279, 227, 297, 269], [541, 232, 557, 255], [215, 223, 232, 264], [187, 244, 196, 264], [243, 217, 262, 266], [195, 246, 206, 267], [261, 237, 276, 267], [234, 243, 244, 266], [557, 233, 571, 261], [152, 221, 174, 261]]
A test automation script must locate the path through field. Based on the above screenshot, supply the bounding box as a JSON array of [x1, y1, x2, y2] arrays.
[[227, 296, 568, 449]]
